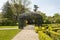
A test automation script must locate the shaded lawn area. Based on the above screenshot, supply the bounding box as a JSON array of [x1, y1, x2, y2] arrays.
[[0, 29, 20, 40], [0, 26, 18, 28]]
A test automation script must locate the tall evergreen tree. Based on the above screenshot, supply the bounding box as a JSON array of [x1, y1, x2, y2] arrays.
[[2, 1, 17, 25]]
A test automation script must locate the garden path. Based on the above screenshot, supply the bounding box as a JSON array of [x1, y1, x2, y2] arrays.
[[12, 25, 39, 40]]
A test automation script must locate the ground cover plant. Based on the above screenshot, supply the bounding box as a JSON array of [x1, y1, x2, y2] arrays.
[[0, 29, 20, 40], [35, 24, 60, 40]]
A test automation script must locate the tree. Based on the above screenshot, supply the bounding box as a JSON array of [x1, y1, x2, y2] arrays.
[[36, 11, 47, 23], [54, 13, 60, 17], [2, 1, 13, 19], [53, 13, 60, 23], [2, 1, 17, 26], [34, 5, 39, 12], [10, 0, 30, 29]]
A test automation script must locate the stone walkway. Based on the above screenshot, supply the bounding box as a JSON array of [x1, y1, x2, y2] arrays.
[[12, 25, 39, 40]]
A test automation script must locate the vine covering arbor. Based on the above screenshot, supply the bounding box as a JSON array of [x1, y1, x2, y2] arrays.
[[18, 12, 43, 29]]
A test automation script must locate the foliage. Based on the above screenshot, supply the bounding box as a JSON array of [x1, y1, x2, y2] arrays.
[[37, 11, 60, 24], [2, 1, 13, 19], [2, 1, 17, 26], [38, 31, 53, 40], [2, 0, 30, 26], [46, 13, 60, 24], [1, 0, 60, 26], [34, 5, 39, 12], [35, 24, 60, 40]]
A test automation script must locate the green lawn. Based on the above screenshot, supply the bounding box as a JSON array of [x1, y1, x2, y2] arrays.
[[0, 29, 20, 40], [0, 26, 18, 28]]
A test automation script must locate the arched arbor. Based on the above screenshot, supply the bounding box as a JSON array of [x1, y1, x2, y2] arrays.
[[18, 12, 43, 29]]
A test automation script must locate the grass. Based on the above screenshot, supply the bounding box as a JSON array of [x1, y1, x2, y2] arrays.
[[0, 29, 20, 40], [0, 26, 18, 28]]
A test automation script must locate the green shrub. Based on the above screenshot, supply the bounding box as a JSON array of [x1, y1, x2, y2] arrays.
[[38, 31, 53, 40]]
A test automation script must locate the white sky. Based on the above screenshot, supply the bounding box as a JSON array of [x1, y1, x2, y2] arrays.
[[0, 0, 60, 16], [0, 0, 7, 12]]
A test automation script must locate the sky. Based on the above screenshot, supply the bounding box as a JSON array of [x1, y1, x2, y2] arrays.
[[0, 0, 60, 16], [0, 0, 7, 12]]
